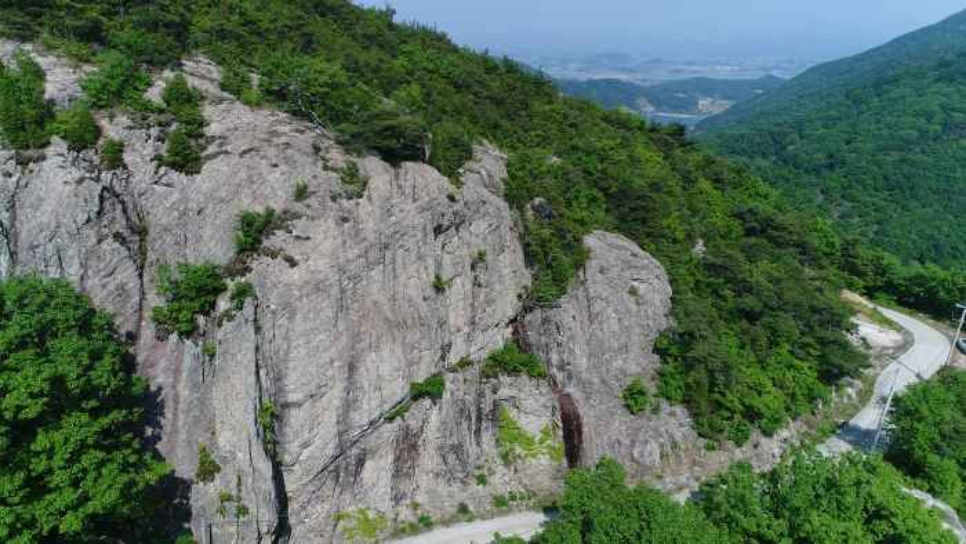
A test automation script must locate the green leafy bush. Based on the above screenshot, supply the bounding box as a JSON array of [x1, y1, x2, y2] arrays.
[[258, 402, 278, 456], [195, 444, 221, 484], [294, 179, 310, 202], [151, 262, 227, 337], [158, 74, 206, 174], [0, 277, 169, 542], [81, 50, 152, 109], [456, 502, 473, 518], [428, 120, 473, 179], [335, 162, 369, 200], [339, 106, 429, 165], [410, 375, 445, 401], [531, 458, 720, 543], [229, 280, 256, 311], [162, 74, 204, 135], [101, 137, 126, 169], [202, 341, 217, 359], [621, 378, 651, 415], [53, 101, 100, 151], [240, 88, 262, 106], [220, 62, 253, 97], [159, 126, 202, 174], [482, 342, 547, 379], [0, 51, 52, 149], [431, 273, 450, 293], [235, 207, 278, 255]]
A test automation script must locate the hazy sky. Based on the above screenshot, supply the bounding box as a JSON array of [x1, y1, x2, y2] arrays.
[[355, 1, 965, 60]]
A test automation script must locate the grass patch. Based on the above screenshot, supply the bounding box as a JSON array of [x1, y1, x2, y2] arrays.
[[496, 407, 564, 465], [335, 508, 388, 543], [482, 342, 546, 380], [410, 375, 445, 401], [621, 378, 651, 415]]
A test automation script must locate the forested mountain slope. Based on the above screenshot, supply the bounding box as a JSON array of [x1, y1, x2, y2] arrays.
[[0, 0, 870, 453], [699, 9, 966, 266]]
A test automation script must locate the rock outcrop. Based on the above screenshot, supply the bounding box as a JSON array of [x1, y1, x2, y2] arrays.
[[0, 43, 814, 542]]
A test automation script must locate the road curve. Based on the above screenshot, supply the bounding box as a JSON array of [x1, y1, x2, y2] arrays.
[[394, 306, 956, 544], [823, 306, 950, 454]]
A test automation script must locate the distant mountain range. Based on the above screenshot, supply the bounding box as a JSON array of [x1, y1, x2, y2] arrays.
[[698, 8, 966, 266], [557, 75, 785, 126]]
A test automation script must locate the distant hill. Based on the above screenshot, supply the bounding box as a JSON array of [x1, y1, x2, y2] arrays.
[[557, 75, 785, 123], [698, 10, 966, 266]]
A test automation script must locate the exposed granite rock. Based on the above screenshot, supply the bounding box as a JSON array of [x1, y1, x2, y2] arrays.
[[524, 231, 812, 497], [0, 44, 569, 542], [0, 41, 87, 107]]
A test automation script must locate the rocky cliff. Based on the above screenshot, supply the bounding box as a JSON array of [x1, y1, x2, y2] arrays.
[[0, 43, 809, 543]]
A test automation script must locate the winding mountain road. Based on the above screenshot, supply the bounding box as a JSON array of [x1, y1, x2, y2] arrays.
[[822, 306, 950, 454], [391, 306, 960, 543]]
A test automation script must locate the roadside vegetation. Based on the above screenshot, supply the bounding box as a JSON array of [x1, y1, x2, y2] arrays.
[[524, 454, 956, 543], [888, 368, 966, 516]]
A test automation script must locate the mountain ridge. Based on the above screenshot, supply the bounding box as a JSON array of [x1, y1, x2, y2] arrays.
[[697, 8, 966, 267], [700, 8, 966, 130]]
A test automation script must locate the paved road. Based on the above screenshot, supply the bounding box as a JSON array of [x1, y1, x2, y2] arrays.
[[388, 512, 551, 544], [393, 306, 957, 544], [822, 306, 950, 454]]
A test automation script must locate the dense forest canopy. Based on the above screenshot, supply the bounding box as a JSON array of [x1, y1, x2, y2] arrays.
[[2, 0, 955, 445], [509, 455, 957, 543], [699, 9, 966, 269]]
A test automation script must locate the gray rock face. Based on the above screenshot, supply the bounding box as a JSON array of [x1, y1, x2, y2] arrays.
[[0, 43, 805, 543], [523, 232, 805, 496]]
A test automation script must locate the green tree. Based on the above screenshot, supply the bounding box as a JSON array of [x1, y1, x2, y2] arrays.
[[162, 74, 204, 135], [697, 453, 956, 543], [159, 126, 202, 174], [532, 458, 720, 543], [53, 101, 100, 151], [235, 208, 278, 255], [339, 106, 429, 165], [887, 369, 966, 513], [100, 137, 125, 169], [80, 50, 151, 109], [0, 51, 52, 150], [151, 263, 227, 337], [0, 276, 169, 542]]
